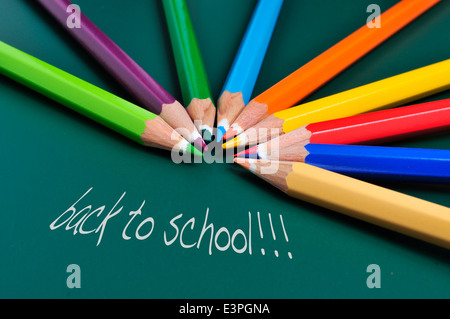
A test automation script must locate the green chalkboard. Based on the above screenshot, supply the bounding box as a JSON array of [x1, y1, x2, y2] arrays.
[[1, 0, 449, 299]]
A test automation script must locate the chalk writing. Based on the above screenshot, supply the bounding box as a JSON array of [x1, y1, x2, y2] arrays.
[[50, 188, 293, 259]]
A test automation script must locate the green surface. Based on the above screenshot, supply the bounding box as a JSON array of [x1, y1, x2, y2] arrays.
[[0, 0, 449, 299]]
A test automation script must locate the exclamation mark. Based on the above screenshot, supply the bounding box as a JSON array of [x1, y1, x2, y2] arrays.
[[268, 213, 278, 257], [280, 215, 292, 259], [257, 211, 265, 255]]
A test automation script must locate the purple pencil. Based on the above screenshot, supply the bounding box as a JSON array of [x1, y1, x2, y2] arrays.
[[37, 0, 207, 151]]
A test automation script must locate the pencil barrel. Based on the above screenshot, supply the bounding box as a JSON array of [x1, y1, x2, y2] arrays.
[[0, 41, 153, 145], [308, 99, 450, 145], [285, 162, 450, 249], [221, 0, 283, 104], [279, 59, 450, 134], [304, 144, 450, 183], [257, 0, 441, 115], [37, 0, 175, 114]]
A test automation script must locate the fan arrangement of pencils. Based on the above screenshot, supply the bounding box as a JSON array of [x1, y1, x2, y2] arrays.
[[0, 0, 449, 250]]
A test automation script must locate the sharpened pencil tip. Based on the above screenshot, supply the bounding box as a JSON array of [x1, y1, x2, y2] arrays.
[[190, 129, 208, 151], [222, 138, 237, 149], [188, 144, 203, 157], [233, 157, 251, 169], [193, 137, 208, 151], [222, 131, 233, 141], [235, 146, 258, 159], [222, 135, 246, 149], [234, 149, 244, 157], [216, 126, 227, 142], [222, 124, 242, 141]]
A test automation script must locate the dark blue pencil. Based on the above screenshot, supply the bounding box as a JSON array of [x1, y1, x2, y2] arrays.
[[245, 143, 450, 183]]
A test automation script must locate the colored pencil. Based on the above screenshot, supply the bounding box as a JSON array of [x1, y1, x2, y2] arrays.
[[162, 0, 216, 142], [224, 59, 450, 149], [238, 99, 450, 158], [240, 143, 450, 183], [222, 0, 441, 141], [37, 0, 207, 151], [234, 159, 450, 249], [216, 0, 284, 142], [0, 41, 201, 156]]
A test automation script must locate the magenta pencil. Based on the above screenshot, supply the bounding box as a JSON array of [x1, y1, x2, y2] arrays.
[[37, 0, 207, 150]]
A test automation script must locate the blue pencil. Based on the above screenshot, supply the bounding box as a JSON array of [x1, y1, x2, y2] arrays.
[[216, 0, 284, 142], [250, 143, 450, 183]]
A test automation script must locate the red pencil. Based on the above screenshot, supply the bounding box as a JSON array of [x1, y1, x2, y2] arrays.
[[238, 99, 450, 160]]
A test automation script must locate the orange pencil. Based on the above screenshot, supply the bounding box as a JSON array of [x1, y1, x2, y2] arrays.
[[222, 0, 441, 140]]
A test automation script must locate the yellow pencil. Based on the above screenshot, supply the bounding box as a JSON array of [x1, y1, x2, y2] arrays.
[[224, 59, 450, 148], [234, 159, 450, 250]]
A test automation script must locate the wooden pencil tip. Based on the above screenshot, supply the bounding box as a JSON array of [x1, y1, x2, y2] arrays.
[[233, 157, 251, 170], [186, 98, 216, 135], [194, 137, 208, 151], [222, 134, 247, 149], [222, 131, 233, 142], [233, 159, 292, 192], [188, 144, 203, 157], [233, 158, 272, 174], [235, 146, 258, 159], [215, 126, 227, 142], [222, 137, 239, 149], [222, 124, 242, 141]]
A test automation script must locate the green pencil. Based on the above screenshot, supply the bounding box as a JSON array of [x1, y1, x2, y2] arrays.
[[163, 0, 216, 141], [0, 40, 201, 156]]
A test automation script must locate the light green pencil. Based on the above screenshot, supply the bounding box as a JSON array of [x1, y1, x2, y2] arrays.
[[0, 41, 201, 156]]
